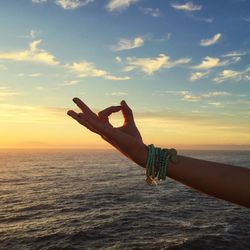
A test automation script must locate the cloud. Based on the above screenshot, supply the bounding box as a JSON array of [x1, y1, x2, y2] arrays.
[[208, 102, 224, 107], [222, 50, 248, 57], [111, 36, 144, 51], [171, 1, 202, 11], [242, 17, 250, 22], [106, 0, 139, 12], [30, 30, 39, 39], [139, 7, 161, 17], [18, 73, 42, 77], [192, 56, 230, 70], [55, 0, 94, 9], [0, 40, 59, 66], [108, 92, 128, 96], [182, 91, 231, 102], [213, 66, 250, 83], [35, 86, 44, 91], [192, 16, 214, 23], [142, 33, 171, 44], [200, 33, 222, 46], [18, 29, 41, 39], [0, 103, 69, 123], [182, 93, 201, 102], [0, 87, 21, 100], [67, 60, 130, 80], [32, 0, 94, 9], [115, 56, 122, 63], [154, 89, 232, 103], [190, 71, 210, 81], [60, 80, 80, 86], [0, 64, 8, 71], [124, 54, 191, 75], [201, 91, 232, 98], [214, 70, 242, 83], [32, 0, 47, 3]]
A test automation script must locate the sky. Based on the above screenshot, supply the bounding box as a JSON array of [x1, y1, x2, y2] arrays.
[[0, 0, 250, 149]]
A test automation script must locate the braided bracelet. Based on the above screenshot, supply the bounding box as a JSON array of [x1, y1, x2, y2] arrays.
[[145, 144, 178, 186]]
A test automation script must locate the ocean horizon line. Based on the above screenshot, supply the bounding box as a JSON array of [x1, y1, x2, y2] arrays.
[[1, 145, 250, 151]]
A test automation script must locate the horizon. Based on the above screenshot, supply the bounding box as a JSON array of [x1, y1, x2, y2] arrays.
[[1, 144, 250, 151], [1, 0, 250, 149]]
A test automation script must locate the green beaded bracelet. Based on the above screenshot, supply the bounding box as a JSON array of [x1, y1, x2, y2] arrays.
[[145, 144, 178, 185]]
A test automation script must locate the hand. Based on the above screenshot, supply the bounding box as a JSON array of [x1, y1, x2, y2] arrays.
[[67, 98, 148, 167]]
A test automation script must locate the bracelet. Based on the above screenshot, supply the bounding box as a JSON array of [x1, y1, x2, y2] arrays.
[[145, 144, 178, 186]]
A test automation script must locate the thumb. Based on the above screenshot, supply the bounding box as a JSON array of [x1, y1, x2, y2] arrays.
[[120, 100, 135, 124]]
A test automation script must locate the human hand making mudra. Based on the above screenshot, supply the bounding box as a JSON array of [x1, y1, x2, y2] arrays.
[[67, 97, 250, 208], [67, 98, 148, 168]]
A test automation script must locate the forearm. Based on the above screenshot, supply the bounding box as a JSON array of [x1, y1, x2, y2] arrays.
[[168, 155, 250, 208], [135, 145, 250, 208]]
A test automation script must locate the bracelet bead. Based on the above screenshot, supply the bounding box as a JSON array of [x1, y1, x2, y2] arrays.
[[145, 144, 177, 185]]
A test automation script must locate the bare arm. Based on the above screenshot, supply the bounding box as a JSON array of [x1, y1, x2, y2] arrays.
[[67, 98, 250, 208], [136, 148, 250, 208]]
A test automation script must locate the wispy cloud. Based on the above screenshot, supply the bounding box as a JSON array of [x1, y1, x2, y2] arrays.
[[111, 36, 144, 51], [107, 92, 128, 96], [0, 64, 8, 71], [192, 56, 230, 70], [144, 33, 172, 43], [213, 70, 242, 84], [115, 56, 122, 63], [106, 0, 139, 12], [56, 0, 94, 9], [0, 40, 59, 66], [35, 86, 44, 91], [242, 16, 250, 22], [67, 61, 130, 80], [0, 87, 21, 100], [0, 103, 69, 123], [171, 1, 202, 11], [200, 33, 222, 46], [182, 93, 201, 102], [213, 66, 250, 83], [29, 29, 40, 39], [19, 29, 41, 39], [190, 71, 210, 81], [32, 0, 47, 3], [222, 50, 248, 57], [124, 54, 191, 75], [182, 91, 231, 103], [32, 0, 94, 9], [154, 90, 232, 103], [60, 80, 80, 86], [191, 16, 214, 23], [208, 102, 224, 107], [139, 7, 161, 17], [18, 73, 42, 77]]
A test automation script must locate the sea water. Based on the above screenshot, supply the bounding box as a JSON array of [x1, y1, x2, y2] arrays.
[[0, 149, 249, 250]]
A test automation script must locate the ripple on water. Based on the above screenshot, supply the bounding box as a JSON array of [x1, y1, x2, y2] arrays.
[[0, 149, 249, 249]]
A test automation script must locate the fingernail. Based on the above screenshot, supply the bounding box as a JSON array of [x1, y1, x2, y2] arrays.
[[67, 110, 72, 116], [73, 98, 77, 103]]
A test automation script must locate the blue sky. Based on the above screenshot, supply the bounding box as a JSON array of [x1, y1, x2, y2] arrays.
[[0, 0, 250, 148]]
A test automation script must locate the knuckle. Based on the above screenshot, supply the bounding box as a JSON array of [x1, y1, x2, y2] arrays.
[[127, 109, 133, 116], [98, 111, 104, 117]]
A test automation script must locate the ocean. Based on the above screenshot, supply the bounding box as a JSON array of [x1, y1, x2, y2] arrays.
[[0, 149, 249, 250]]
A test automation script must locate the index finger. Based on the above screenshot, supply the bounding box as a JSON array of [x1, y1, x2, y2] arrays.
[[73, 97, 97, 118], [98, 106, 121, 118], [98, 105, 121, 124]]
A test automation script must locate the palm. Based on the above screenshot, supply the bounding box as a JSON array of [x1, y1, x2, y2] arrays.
[[68, 98, 147, 167], [116, 123, 142, 142], [96, 101, 143, 143]]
